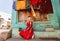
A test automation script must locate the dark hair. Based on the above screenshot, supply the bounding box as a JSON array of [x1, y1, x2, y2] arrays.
[[28, 16, 31, 18]]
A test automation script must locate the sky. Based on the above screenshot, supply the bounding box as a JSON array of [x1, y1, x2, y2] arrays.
[[0, 0, 13, 14]]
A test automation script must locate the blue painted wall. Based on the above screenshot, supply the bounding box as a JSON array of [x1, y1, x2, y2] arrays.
[[11, 0, 60, 30]]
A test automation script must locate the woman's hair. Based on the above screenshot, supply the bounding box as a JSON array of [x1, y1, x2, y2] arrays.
[[26, 16, 31, 21], [28, 16, 31, 18], [27, 16, 33, 22]]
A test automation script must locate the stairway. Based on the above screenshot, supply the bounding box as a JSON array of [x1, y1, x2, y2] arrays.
[[12, 28, 60, 39], [6, 38, 60, 41]]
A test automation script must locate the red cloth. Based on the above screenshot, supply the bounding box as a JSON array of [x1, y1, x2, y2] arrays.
[[30, 0, 53, 14], [30, 0, 42, 5], [40, 0, 53, 14], [19, 21, 34, 40]]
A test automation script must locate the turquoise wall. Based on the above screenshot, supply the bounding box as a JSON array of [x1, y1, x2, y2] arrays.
[[53, 0, 60, 26], [11, 0, 60, 30], [56, 0, 60, 24]]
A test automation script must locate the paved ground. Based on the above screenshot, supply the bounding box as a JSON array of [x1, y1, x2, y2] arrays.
[[6, 38, 60, 41]]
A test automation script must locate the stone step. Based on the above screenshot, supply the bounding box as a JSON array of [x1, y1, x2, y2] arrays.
[[12, 28, 60, 39], [12, 30, 60, 39], [6, 38, 60, 41]]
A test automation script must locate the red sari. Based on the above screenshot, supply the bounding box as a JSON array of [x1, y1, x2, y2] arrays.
[[19, 21, 34, 40]]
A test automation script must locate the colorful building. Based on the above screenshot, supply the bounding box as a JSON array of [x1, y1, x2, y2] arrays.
[[11, 0, 60, 38]]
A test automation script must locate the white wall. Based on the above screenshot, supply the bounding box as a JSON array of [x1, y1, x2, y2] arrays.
[[0, 12, 11, 27]]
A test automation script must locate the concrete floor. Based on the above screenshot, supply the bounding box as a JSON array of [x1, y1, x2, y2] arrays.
[[6, 38, 60, 41]]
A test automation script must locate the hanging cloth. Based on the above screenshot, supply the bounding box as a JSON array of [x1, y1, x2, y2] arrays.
[[30, 0, 42, 5], [16, 0, 26, 10], [13, 1, 16, 10], [30, 0, 53, 14], [30, 0, 42, 16], [40, 0, 53, 14], [30, 5, 36, 17]]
